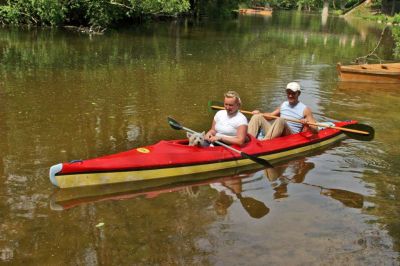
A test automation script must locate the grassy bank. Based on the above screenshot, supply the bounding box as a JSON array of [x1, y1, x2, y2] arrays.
[[344, 2, 400, 59]]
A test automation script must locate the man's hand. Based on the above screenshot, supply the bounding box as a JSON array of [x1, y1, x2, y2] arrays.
[[300, 118, 309, 125]]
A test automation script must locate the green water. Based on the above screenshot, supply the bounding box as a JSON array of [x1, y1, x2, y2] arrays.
[[0, 11, 399, 264]]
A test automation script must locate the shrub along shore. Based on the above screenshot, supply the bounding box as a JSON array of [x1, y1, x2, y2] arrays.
[[0, 0, 398, 57]]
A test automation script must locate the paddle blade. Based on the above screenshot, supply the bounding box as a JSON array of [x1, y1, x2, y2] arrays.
[[208, 100, 224, 112], [342, 123, 375, 141], [167, 117, 183, 130], [240, 152, 273, 168]]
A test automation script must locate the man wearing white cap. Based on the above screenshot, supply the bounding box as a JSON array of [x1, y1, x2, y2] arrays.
[[248, 82, 318, 139]]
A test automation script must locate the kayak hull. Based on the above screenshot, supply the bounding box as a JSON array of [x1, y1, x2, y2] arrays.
[[49, 121, 353, 188]]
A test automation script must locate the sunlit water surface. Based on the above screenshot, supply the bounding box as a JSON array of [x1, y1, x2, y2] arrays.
[[0, 11, 399, 265]]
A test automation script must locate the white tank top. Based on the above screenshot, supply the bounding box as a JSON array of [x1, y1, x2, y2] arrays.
[[214, 110, 248, 137], [280, 101, 306, 134]]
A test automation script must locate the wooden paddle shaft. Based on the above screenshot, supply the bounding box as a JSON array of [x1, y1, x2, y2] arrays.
[[210, 105, 369, 135]]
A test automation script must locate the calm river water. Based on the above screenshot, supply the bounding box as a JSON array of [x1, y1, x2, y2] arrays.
[[0, 11, 399, 265]]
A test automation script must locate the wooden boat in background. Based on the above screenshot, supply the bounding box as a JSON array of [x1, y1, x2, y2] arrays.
[[337, 62, 400, 83], [239, 6, 273, 16]]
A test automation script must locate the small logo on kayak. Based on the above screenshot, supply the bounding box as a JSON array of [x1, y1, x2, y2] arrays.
[[136, 148, 150, 153]]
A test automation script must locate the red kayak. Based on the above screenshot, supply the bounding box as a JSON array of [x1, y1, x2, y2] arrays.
[[49, 121, 357, 188]]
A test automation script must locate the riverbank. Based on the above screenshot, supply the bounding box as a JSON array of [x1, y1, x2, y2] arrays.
[[342, 1, 399, 25], [342, 1, 400, 58]]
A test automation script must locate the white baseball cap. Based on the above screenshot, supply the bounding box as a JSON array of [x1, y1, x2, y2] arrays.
[[286, 82, 301, 92]]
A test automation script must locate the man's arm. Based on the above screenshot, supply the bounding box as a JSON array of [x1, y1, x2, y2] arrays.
[[252, 107, 280, 120], [302, 107, 318, 133]]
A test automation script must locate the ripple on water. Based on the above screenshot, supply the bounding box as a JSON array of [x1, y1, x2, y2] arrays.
[[4, 174, 49, 220]]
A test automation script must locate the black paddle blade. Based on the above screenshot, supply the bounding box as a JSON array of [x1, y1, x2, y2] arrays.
[[342, 123, 375, 141], [167, 117, 183, 130], [241, 152, 273, 168]]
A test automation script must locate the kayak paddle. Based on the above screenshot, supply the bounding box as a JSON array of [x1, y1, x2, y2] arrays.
[[167, 117, 273, 168], [208, 101, 374, 141]]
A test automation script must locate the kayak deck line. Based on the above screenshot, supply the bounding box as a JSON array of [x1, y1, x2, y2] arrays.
[[50, 129, 346, 189]]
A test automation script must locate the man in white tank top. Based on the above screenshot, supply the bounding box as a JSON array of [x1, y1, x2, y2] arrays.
[[248, 82, 318, 140]]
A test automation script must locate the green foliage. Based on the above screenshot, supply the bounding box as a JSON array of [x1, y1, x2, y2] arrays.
[[35, 0, 67, 25], [195, 0, 240, 18], [392, 13, 400, 24], [370, 0, 383, 9], [269, 0, 297, 9], [82, 0, 124, 27], [343, 0, 359, 9], [0, 0, 191, 27], [332, 9, 343, 15], [392, 26, 400, 58], [0, 0, 66, 25], [268, 0, 323, 10], [297, 0, 323, 10], [241, 0, 271, 7], [137, 0, 190, 14], [0, 5, 20, 24]]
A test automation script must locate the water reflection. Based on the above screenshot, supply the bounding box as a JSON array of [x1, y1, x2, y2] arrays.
[[211, 174, 269, 219], [50, 169, 268, 220], [265, 159, 364, 209], [337, 81, 400, 92], [265, 159, 313, 199], [332, 81, 400, 251]]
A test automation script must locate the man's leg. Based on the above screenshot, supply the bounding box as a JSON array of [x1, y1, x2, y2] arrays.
[[265, 118, 292, 139], [248, 114, 272, 138]]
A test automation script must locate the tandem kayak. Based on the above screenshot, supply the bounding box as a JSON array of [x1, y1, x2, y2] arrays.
[[49, 120, 357, 188]]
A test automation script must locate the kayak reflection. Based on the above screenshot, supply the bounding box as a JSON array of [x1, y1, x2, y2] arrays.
[[265, 160, 364, 209], [49, 168, 268, 215]]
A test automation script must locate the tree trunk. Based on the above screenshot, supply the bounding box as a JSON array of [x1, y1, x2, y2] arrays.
[[322, 0, 329, 16], [391, 0, 396, 16], [340, 0, 346, 10], [322, 0, 329, 26]]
